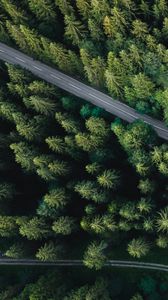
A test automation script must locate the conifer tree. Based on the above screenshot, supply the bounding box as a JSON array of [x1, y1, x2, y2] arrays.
[[97, 170, 120, 189], [0, 182, 15, 202], [46, 136, 66, 154], [10, 142, 38, 172], [83, 240, 107, 270], [18, 217, 50, 240], [52, 216, 76, 235], [48, 160, 70, 176], [55, 0, 74, 15], [55, 112, 81, 134], [64, 14, 86, 45], [24, 95, 58, 116], [86, 117, 110, 138], [156, 206, 168, 233], [33, 154, 56, 181], [75, 180, 97, 200], [76, 0, 91, 20], [44, 188, 68, 208], [28, 0, 56, 21], [0, 216, 18, 237], [12, 113, 48, 142], [36, 241, 63, 261], [1, 0, 27, 23], [127, 238, 150, 258], [5, 243, 26, 259]]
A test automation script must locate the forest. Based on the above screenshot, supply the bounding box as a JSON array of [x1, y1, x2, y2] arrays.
[[0, 0, 167, 299]]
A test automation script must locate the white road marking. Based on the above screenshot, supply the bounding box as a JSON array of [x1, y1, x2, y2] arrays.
[[88, 93, 168, 133], [33, 65, 42, 71], [143, 120, 168, 132], [0, 49, 4, 53], [50, 74, 61, 80], [69, 83, 81, 90], [15, 56, 25, 63], [88, 93, 138, 120]]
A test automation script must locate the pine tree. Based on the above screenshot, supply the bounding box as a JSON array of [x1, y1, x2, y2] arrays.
[[75, 133, 103, 152], [10, 142, 38, 172], [55, 0, 74, 15], [5, 243, 26, 259], [76, 0, 91, 20], [156, 206, 168, 233], [46, 136, 66, 154], [25, 95, 58, 116], [0, 101, 21, 123], [75, 180, 97, 199], [20, 25, 42, 56], [49, 42, 72, 72], [88, 18, 103, 41], [28, 0, 56, 21], [83, 240, 107, 270], [138, 179, 154, 194], [12, 113, 48, 142], [86, 117, 110, 138], [36, 241, 63, 261], [44, 188, 68, 208], [91, 0, 110, 19], [143, 218, 154, 232], [55, 112, 80, 134], [1, 0, 27, 23], [97, 170, 120, 189], [28, 80, 57, 97], [127, 238, 150, 258], [33, 154, 56, 181], [64, 14, 86, 45], [18, 217, 50, 240], [5, 21, 27, 52], [52, 216, 76, 235], [119, 202, 140, 221], [156, 235, 168, 248], [0, 182, 15, 202], [48, 160, 70, 176], [137, 198, 152, 213], [132, 20, 148, 40], [90, 216, 106, 234], [0, 216, 18, 237], [85, 162, 101, 175]]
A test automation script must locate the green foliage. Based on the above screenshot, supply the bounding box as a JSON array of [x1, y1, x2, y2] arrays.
[[83, 241, 107, 270], [10, 142, 38, 172], [46, 136, 66, 154], [5, 243, 26, 258], [18, 217, 50, 240], [156, 206, 168, 233], [52, 216, 76, 235], [97, 170, 120, 189], [24, 95, 58, 116], [36, 241, 63, 261], [0, 182, 15, 201], [44, 188, 68, 208], [0, 216, 18, 237], [28, 0, 56, 21], [127, 238, 150, 258]]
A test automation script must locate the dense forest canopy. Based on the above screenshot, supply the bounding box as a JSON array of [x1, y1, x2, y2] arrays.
[[0, 0, 167, 298], [0, 0, 168, 121]]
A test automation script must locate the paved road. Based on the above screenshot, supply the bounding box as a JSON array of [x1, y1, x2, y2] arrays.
[[0, 259, 167, 272], [0, 43, 167, 140]]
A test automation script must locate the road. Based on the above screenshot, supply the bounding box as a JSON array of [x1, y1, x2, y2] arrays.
[[0, 259, 167, 272], [0, 43, 167, 140]]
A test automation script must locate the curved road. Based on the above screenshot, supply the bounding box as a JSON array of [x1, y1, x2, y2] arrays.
[[0, 259, 167, 272], [0, 42, 167, 140]]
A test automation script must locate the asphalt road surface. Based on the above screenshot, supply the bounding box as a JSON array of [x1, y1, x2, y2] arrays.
[[0, 259, 167, 272], [0, 42, 168, 140]]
